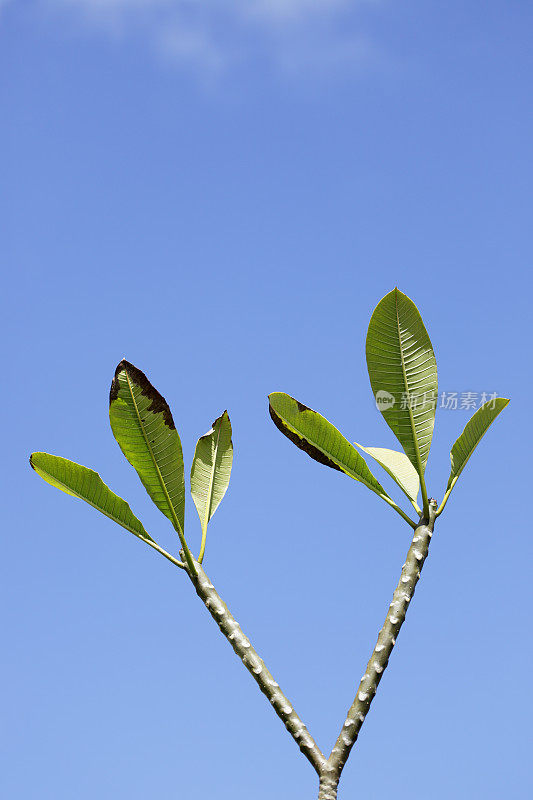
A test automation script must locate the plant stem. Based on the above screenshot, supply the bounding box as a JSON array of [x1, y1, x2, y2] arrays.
[[326, 499, 437, 783], [436, 485, 453, 517], [379, 494, 417, 528], [198, 519, 208, 564], [182, 556, 326, 775], [318, 771, 340, 800], [419, 472, 430, 518], [146, 540, 185, 569], [180, 500, 437, 799]]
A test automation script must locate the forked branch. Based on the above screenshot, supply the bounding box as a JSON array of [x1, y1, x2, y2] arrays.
[[181, 500, 438, 799], [30, 290, 509, 799]]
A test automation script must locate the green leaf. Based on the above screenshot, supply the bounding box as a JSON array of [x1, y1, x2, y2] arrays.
[[354, 443, 420, 504], [191, 411, 233, 562], [268, 392, 389, 498], [191, 411, 233, 527], [109, 360, 185, 536], [30, 452, 154, 544], [366, 288, 438, 476], [446, 398, 509, 492]]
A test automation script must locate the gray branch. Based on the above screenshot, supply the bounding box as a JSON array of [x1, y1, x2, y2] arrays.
[[326, 499, 438, 783], [182, 556, 326, 775], [181, 498, 437, 799]]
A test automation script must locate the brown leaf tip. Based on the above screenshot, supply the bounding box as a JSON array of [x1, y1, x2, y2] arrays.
[[110, 360, 176, 430], [211, 409, 224, 426]]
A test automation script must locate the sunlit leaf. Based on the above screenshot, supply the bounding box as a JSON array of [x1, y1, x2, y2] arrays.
[[268, 392, 389, 498], [191, 411, 233, 561], [354, 443, 420, 503], [109, 360, 185, 535], [447, 398, 509, 492], [30, 452, 153, 544], [366, 288, 438, 476]]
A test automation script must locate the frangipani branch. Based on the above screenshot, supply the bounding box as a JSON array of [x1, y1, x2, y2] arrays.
[[30, 290, 508, 799], [181, 556, 326, 774]]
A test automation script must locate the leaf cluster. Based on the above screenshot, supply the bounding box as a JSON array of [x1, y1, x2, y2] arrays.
[[268, 288, 508, 526], [31, 290, 509, 565], [31, 360, 233, 574]]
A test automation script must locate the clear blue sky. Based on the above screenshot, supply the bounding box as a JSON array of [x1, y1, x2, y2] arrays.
[[2, 2, 532, 798]]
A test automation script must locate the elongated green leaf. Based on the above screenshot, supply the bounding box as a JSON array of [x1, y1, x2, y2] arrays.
[[191, 411, 233, 529], [268, 392, 389, 497], [446, 398, 509, 492], [354, 443, 420, 503], [30, 452, 154, 544], [366, 288, 438, 476], [109, 360, 185, 535]]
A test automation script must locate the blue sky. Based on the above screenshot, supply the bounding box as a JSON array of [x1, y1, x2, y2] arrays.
[[2, 2, 532, 798]]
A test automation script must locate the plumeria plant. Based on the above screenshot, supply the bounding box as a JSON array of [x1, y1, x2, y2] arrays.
[[30, 289, 508, 799]]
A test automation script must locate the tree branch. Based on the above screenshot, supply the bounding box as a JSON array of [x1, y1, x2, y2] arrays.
[[182, 556, 326, 775], [326, 499, 437, 780], [181, 499, 437, 799]]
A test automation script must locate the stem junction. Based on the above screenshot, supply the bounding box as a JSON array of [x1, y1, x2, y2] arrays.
[[180, 498, 438, 799]]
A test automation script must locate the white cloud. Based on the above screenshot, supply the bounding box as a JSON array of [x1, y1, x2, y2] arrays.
[[39, 0, 386, 80], [158, 20, 228, 75], [247, 0, 352, 23]]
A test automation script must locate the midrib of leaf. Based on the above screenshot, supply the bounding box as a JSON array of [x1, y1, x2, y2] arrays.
[[394, 292, 428, 509], [198, 423, 222, 563], [207, 424, 223, 520], [124, 371, 184, 537]]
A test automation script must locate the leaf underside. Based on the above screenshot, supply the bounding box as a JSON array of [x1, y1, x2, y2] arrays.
[[109, 360, 185, 534], [268, 392, 389, 497], [447, 398, 509, 491], [354, 443, 420, 503], [30, 452, 153, 543], [191, 411, 233, 529], [366, 288, 438, 475]]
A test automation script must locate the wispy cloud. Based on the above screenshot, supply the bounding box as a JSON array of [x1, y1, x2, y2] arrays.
[[37, 0, 386, 80]]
